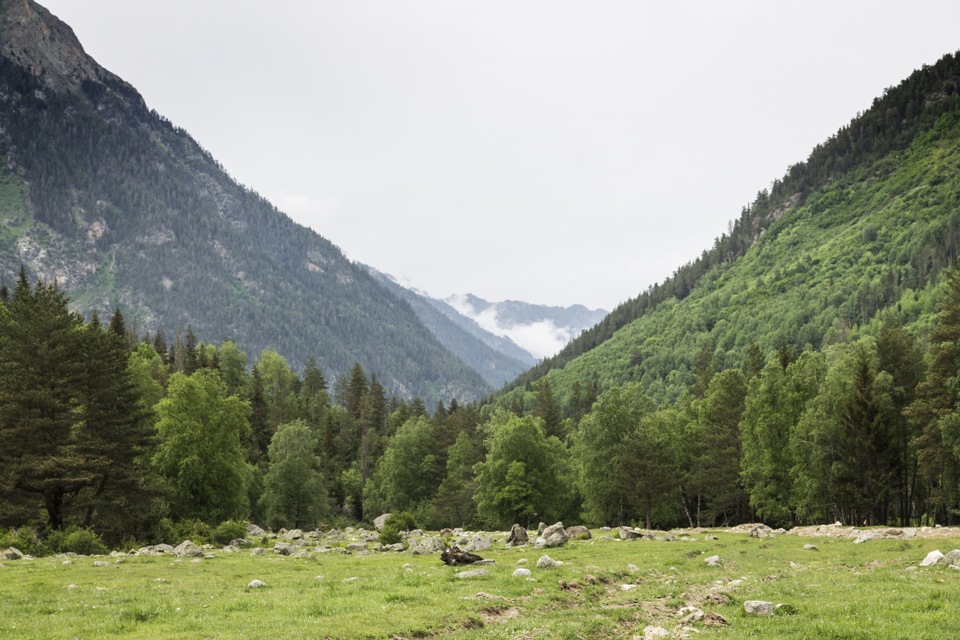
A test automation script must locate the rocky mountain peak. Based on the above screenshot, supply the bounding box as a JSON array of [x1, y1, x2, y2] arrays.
[[0, 0, 106, 92]]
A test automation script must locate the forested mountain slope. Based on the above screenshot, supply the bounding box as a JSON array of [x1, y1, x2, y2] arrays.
[[366, 268, 532, 388], [499, 52, 960, 409], [0, 0, 491, 402]]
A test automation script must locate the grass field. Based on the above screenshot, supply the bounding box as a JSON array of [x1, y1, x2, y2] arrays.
[[2, 528, 959, 639]]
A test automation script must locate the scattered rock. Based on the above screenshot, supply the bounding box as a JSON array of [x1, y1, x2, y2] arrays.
[[506, 524, 528, 547], [744, 600, 776, 616], [854, 531, 880, 544], [704, 555, 722, 567], [408, 536, 446, 555], [172, 540, 203, 558], [455, 569, 489, 579], [245, 523, 266, 536], [920, 550, 945, 566], [704, 534, 719, 540], [272, 542, 297, 555], [66, 584, 79, 590], [382, 543, 406, 552], [537, 522, 547, 535], [803, 544, 818, 551], [247, 579, 267, 589], [250, 547, 264, 556], [565, 525, 591, 540], [538, 522, 569, 548], [620, 583, 638, 591], [517, 558, 528, 565], [642, 625, 670, 639], [465, 536, 492, 552], [942, 549, 960, 566], [619, 526, 643, 540], [1, 548, 24, 560], [677, 606, 704, 623], [627, 563, 640, 573], [750, 524, 773, 539], [703, 612, 729, 627], [93, 561, 111, 567], [346, 542, 368, 553], [513, 568, 532, 577], [373, 514, 392, 531], [190, 558, 202, 564], [536, 555, 562, 569]]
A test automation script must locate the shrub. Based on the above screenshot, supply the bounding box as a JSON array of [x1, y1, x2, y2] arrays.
[[379, 512, 418, 546], [212, 520, 247, 546], [0, 526, 46, 556], [171, 519, 213, 546], [60, 528, 108, 556]]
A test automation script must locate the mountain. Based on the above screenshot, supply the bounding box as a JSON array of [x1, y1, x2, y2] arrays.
[[496, 51, 960, 408], [365, 268, 532, 388], [0, 0, 491, 402], [444, 294, 608, 360]]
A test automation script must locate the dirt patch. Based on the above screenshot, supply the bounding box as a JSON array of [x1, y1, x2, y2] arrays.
[[479, 605, 521, 624]]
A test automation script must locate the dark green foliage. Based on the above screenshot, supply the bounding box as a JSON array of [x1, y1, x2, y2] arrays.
[[211, 520, 247, 546], [379, 511, 417, 546]]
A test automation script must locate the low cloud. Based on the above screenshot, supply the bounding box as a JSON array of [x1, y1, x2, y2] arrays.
[[447, 295, 572, 360]]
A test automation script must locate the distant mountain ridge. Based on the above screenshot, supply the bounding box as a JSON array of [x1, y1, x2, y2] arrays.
[[365, 268, 532, 388], [0, 0, 490, 402], [445, 293, 608, 360]]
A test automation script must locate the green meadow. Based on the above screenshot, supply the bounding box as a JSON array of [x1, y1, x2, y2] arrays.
[[2, 529, 959, 639]]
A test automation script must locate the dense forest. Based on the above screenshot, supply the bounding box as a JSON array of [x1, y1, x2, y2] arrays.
[[6, 266, 960, 553]]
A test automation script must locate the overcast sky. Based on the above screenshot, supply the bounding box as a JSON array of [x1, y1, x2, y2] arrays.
[[41, 1, 960, 310]]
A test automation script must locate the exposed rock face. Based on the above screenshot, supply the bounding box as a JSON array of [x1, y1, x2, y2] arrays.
[[506, 524, 528, 547]]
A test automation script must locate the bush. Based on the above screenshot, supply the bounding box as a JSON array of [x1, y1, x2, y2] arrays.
[[170, 519, 213, 546], [212, 520, 247, 546], [0, 526, 46, 556], [379, 512, 418, 546], [59, 528, 108, 556]]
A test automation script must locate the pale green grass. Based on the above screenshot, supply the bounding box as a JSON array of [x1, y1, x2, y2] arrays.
[[1, 532, 958, 638]]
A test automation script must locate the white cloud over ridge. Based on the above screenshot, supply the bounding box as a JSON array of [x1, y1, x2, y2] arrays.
[[447, 294, 572, 360]]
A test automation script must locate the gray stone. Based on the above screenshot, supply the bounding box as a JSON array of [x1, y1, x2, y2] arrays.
[[538, 522, 569, 548], [642, 626, 669, 639], [704, 555, 722, 567], [750, 525, 773, 539], [920, 550, 945, 566], [513, 568, 532, 577], [282, 529, 304, 540], [1, 547, 24, 560], [455, 569, 489, 579], [942, 549, 960, 566], [250, 547, 265, 556], [627, 563, 640, 573], [803, 544, 819, 551], [245, 523, 266, 536], [407, 536, 446, 555], [93, 560, 111, 567], [346, 542, 368, 553], [373, 513, 392, 531], [744, 600, 776, 616], [465, 536, 492, 552], [172, 540, 203, 558], [565, 525, 591, 540], [272, 542, 297, 555], [537, 522, 547, 535], [618, 526, 643, 540], [247, 579, 267, 588], [506, 524, 528, 547], [382, 543, 406, 552], [677, 606, 704, 623], [536, 555, 562, 568]]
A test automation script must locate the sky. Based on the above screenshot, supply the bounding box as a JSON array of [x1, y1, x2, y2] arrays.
[[40, 1, 960, 310]]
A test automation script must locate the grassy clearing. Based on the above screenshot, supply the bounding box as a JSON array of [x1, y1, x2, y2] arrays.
[[1, 530, 959, 638]]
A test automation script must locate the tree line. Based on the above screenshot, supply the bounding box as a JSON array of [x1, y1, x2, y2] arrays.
[[5, 266, 960, 547]]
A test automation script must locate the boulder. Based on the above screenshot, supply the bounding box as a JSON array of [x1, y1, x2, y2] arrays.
[[942, 549, 960, 566], [677, 606, 704, 623], [250, 547, 265, 556], [281, 529, 304, 541], [618, 526, 643, 540], [382, 543, 406, 552], [920, 550, 944, 566], [245, 523, 266, 536], [465, 536, 492, 553], [373, 514, 392, 531], [704, 555, 722, 567], [513, 568, 532, 577], [346, 542, 368, 553], [538, 522, 569, 548], [803, 544, 819, 551], [247, 579, 267, 589], [1, 547, 24, 560], [536, 555, 562, 568], [272, 542, 297, 555], [750, 524, 773, 539], [455, 569, 489, 579], [506, 524, 528, 547], [408, 536, 446, 555], [565, 525, 591, 540], [537, 522, 547, 535], [172, 540, 203, 558], [744, 600, 776, 616], [642, 626, 669, 639]]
